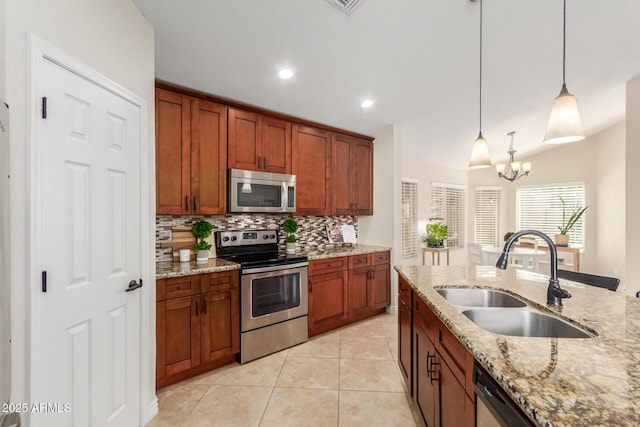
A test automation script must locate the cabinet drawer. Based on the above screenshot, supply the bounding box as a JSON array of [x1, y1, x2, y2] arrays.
[[372, 251, 390, 265], [399, 278, 412, 306], [201, 271, 238, 293], [438, 324, 474, 396], [414, 297, 438, 343], [309, 257, 348, 275], [157, 275, 200, 301], [349, 254, 370, 269]]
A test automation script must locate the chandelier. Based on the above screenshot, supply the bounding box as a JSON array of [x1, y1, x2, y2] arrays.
[[496, 131, 531, 182]]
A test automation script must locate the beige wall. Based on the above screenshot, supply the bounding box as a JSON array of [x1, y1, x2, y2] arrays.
[[468, 123, 626, 285], [5, 0, 156, 420], [360, 125, 402, 309], [626, 76, 640, 296], [400, 157, 468, 266]]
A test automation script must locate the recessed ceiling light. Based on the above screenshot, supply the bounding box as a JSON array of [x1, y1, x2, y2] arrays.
[[278, 69, 293, 80], [361, 99, 373, 109]]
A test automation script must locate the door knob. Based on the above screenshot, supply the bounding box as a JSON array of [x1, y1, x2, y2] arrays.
[[126, 279, 143, 292]]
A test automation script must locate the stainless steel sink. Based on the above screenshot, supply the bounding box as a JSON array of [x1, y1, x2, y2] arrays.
[[436, 288, 527, 308], [462, 308, 595, 338]]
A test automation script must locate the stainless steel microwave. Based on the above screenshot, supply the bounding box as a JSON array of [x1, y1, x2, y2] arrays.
[[229, 169, 296, 213]]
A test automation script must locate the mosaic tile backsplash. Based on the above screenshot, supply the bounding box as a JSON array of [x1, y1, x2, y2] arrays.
[[156, 214, 358, 263]]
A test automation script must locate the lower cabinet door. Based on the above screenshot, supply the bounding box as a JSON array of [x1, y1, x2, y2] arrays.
[[439, 358, 475, 427], [398, 297, 412, 392], [157, 295, 201, 380], [414, 320, 437, 427], [308, 271, 348, 331], [371, 263, 390, 309], [201, 288, 239, 363], [349, 267, 371, 316]]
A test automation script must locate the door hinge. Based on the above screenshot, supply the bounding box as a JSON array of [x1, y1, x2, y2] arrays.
[[42, 271, 47, 292], [42, 97, 47, 119]]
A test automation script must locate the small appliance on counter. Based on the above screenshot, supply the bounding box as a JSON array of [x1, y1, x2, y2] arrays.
[[228, 169, 296, 213], [215, 229, 308, 363]]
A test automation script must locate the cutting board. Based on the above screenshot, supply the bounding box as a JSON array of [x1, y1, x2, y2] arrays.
[[160, 227, 216, 261]]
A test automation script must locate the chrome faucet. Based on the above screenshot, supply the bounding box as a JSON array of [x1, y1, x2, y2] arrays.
[[495, 230, 571, 307]]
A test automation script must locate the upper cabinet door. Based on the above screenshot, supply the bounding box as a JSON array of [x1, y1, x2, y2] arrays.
[[292, 125, 331, 216], [228, 109, 262, 171], [262, 116, 292, 174], [332, 135, 351, 215], [191, 99, 227, 215], [331, 133, 374, 216], [351, 139, 373, 215], [156, 89, 191, 215]]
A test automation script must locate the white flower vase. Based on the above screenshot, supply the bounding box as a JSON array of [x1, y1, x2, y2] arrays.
[[286, 242, 296, 254], [196, 249, 209, 263], [554, 234, 570, 247]]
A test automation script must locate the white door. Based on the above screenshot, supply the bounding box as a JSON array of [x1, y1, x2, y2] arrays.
[[31, 56, 142, 427]]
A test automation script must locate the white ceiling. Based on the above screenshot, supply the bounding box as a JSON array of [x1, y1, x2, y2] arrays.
[[132, 0, 640, 169]]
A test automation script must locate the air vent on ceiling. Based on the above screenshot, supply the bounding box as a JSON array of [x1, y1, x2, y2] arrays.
[[326, 0, 363, 15]]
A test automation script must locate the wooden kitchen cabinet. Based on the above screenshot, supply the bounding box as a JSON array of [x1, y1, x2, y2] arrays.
[[348, 252, 390, 316], [200, 288, 239, 363], [309, 252, 390, 337], [156, 270, 239, 389], [412, 293, 475, 427], [156, 88, 227, 215], [308, 269, 349, 334], [228, 109, 292, 174], [332, 133, 374, 216], [398, 277, 413, 394], [292, 125, 332, 216]]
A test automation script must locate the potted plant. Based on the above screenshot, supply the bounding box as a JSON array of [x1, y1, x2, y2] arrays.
[[504, 231, 515, 242], [422, 221, 448, 248], [555, 196, 588, 246], [192, 220, 213, 263], [283, 218, 299, 253]]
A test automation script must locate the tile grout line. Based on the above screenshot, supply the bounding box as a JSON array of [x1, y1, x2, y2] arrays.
[[257, 350, 290, 426]]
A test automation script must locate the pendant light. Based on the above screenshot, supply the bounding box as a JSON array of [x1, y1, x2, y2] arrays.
[[469, 0, 491, 169], [543, 0, 584, 144]]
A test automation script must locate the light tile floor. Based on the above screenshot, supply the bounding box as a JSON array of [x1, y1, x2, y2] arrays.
[[147, 313, 417, 427]]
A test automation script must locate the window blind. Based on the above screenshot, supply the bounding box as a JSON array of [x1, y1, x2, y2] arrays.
[[401, 179, 418, 258], [431, 182, 465, 249], [475, 186, 501, 246], [516, 184, 586, 246]]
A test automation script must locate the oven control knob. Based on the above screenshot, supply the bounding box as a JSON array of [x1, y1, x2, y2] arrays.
[[230, 236, 237, 241], [222, 237, 229, 242], [270, 234, 276, 239], [263, 235, 269, 240]]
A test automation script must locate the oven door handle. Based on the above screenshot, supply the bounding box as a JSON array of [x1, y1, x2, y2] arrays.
[[242, 262, 309, 275]]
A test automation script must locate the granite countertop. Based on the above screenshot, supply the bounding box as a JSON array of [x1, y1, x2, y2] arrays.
[[156, 258, 240, 279], [156, 245, 391, 279], [301, 244, 391, 260], [395, 264, 640, 427]]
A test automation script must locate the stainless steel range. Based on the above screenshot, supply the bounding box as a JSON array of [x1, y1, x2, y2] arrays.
[[215, 229, 308, 363]]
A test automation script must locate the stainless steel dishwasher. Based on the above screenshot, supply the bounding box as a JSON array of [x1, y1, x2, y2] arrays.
[[474, 363, 534, 427]]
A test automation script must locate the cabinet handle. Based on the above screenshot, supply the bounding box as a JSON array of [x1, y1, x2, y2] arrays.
[[264, 157, 267, 168], [203, 297, 207, 315], [426, 352, 432, 375], [193, 196, 197, 211], [258, 156, 262, 169], [309, 279, 313, 292], [185, 195, 190, 211], [195, 300, 199, 317]]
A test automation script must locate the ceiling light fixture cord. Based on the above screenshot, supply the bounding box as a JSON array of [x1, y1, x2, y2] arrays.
[[562, 0, 566, 85], [479, 0, 483, 132]]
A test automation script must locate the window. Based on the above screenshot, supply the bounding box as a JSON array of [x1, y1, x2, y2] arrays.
[[401, 179, 418, 258], [475, 186, 501, 246], [431, 182, 465, 248], [516, 183, 586, 246]]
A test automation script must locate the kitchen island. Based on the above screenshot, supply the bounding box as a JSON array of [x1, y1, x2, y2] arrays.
[[395, 264, 640, 427]]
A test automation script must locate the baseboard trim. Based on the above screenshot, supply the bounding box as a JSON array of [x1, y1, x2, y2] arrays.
[[143, 397, 159, 426], [386, 305, 398, 315]]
